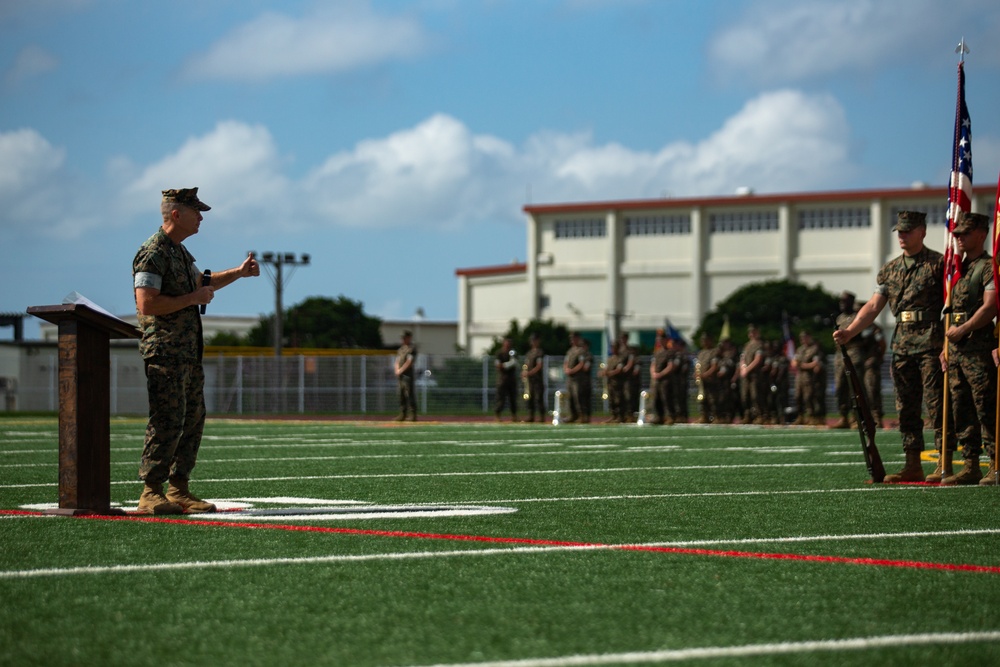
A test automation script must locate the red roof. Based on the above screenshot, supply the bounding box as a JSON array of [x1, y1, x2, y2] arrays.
[[522, 184, 997, 215], [455, 262, 527, 278]]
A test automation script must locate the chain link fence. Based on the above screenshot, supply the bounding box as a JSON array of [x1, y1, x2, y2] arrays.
[[11, 351, 893, 420]]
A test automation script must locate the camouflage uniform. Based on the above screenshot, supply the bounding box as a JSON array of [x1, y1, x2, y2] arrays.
[[740, 337, 766, 423], [859, 321, 886, 424], [696, 342, 720, 423], [133, 227, 207, 485], [670, 342, 691, 423], [563, 340, 589, 422], [768, 344, 790, 424], [494, 348, 519, 420], [603, 348, 625, 421], [579, 343, 594, 421], [793, 339, 825, 424], [621, 341, 641, 418], [878, 245, 945, 453], [833, 308, 868, 425], [944, 248, 996, 469], [649, 343, 672, 424], [396, 340, 417, 418], [523, 345, 546, 421], [715, 341, 739, 423]]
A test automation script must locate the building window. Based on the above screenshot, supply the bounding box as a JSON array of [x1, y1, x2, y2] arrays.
[[624, 214, 691, 236], [890, 204, 949, 227], [709, 210, 778, 233], [798, 208, 871, 229], [554, 218, 607, 239]]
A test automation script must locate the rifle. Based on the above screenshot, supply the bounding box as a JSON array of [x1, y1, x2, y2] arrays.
[[838, 344, 885, 483]]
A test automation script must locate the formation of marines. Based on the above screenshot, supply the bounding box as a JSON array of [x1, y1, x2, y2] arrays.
[[469, 210, 999, 488]]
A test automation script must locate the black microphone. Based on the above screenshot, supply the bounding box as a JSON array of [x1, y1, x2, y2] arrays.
[[200, 269, 211, 314]]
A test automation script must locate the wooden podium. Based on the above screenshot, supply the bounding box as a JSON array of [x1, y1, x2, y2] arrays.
[[27, 303, 141, 515]]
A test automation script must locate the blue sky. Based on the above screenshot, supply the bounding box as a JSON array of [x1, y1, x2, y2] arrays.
[[3, 0, 999, 340]]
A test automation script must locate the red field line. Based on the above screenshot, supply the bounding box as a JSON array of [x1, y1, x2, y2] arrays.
[[5, 510, 995, 575]]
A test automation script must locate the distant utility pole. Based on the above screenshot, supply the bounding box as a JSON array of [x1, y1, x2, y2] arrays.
[[254, 252, 310, 358]]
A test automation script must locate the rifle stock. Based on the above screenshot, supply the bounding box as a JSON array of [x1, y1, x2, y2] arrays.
[[838, 344, 886, 483]]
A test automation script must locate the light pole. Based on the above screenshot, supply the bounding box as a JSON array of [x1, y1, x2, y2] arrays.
[[255, 252, 310, 357]]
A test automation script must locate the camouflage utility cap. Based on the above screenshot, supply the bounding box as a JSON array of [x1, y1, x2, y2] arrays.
[[892, 210, 926, 232], [162, 187, 211, 211], [952, 211, 990, 234]]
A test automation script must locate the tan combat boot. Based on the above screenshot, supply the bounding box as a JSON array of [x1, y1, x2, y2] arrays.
[[166, 477, 217, 514], [829, 416, 850, 429], [137, 482, 184, 515], [925, 451, 954, 484], [979, 460, 998, 486], [884, 450, 925, 483], [942, 457, 982, 486]]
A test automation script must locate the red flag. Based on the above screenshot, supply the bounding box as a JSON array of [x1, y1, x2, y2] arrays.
[[944, 61, 972, 304]]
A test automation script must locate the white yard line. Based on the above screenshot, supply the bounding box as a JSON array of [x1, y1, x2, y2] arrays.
[[0, 461, 873, 488], [1, 445, 861, 468], [401, 632, 1000, 667], [0, 545, 611, 578], [2, 525, 996, 578]]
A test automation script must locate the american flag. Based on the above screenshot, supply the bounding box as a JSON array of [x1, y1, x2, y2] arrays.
[[992, 171, 1000, 313], [944, 61, 972, 303]]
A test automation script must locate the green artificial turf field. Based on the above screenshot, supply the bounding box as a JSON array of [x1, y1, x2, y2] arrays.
[[2, 417, 999, 666]]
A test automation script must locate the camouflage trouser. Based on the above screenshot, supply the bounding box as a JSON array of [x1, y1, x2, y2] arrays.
[[607, 377, 624, 419], [567, 377, 590, 420], [525, 378, 546, 418], [700, 379, 720, 422], [628, 376, 641, 415], [890, 351, 942, 452], [654, 378, 672, 421], [494, 378, 518, 417], [946, 348, 997, 460], [740, 373, 766, 422], [834, 345, 867, 417], [795, 373, 815, 417], [398, 375, 416, 416], [138, 359, 206, 485], [863, 358, 884, 420]]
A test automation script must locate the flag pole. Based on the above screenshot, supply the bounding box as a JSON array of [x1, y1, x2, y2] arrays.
[[993, 168, 1000, 487], [941, 39, 972, 481]]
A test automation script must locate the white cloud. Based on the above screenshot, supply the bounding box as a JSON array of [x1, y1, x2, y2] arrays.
[[304, 90, 852, 227], [709, 0, 998, 84], [181, 2, 429, 82], [0, 128, 71, 235], [530, 89, 852, 200], [0, 128, 64, 193], [3, 89, 856, 239], [302, 113, 517, 229], [4, 45, 59, 85], [120, 120, 293, 227]]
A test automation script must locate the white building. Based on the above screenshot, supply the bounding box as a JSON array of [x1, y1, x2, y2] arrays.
[[456, 184, 997, 355]]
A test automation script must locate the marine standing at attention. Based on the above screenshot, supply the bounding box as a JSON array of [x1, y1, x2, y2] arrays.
[[833, 211, 944, 483]]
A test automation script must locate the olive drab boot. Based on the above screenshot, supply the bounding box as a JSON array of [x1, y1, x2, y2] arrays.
[[166, 477, 217, 514], [942, 457, 982, 486], [883, 450, 925, 483], [925, 450, 953, 484], [137, 482, 184, 515]]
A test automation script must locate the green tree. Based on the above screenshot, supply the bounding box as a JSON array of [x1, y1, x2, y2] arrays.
[[205, 331, 248, 347], [487, 319, 571, 356], [695, 279, 839, 353], [246, 296, 384, 349]]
